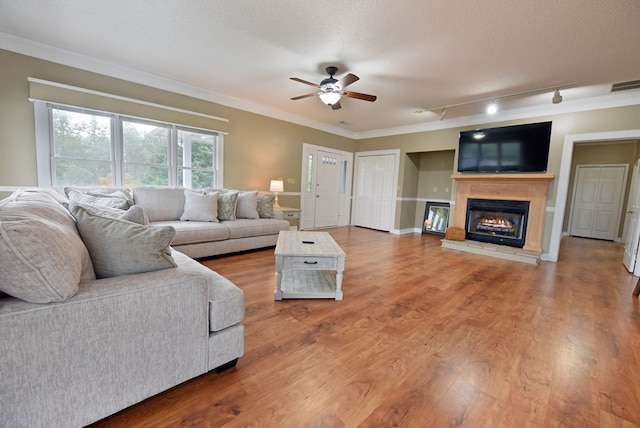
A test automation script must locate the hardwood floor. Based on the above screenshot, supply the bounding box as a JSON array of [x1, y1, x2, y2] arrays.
[[90, 227, 640, 427]]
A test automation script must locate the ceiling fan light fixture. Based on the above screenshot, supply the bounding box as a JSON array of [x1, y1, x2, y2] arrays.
[[552, 89, 563, 104], [319, 91, 341, 106]]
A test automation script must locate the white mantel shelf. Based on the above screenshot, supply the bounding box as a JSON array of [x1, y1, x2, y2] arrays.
[[450, 173, 555, 253]]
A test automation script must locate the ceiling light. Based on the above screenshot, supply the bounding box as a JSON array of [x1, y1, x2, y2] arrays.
[[552, 89, 563, 104], [473, 131, 486, 140], [319, 91, 341, 106], [486, 100, 498, 115]]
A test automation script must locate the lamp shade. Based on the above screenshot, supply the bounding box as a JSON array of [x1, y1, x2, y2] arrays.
[[270, 180, 284, 193], [319, 91, 341, 105]]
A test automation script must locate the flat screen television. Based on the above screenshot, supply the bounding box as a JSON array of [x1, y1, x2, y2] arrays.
[[457, 121, 552, 173]]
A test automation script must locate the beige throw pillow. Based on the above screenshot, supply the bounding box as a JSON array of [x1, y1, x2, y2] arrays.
[[0, 193, 95, 303], [236, 190, 259, 219], [180, 190, 219, 222], [71, 204, 177, 279]]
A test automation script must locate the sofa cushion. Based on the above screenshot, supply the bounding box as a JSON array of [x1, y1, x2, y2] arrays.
[[152, 220, 230, 245], [0, 190, 95, 303], [257, 194, 275, 218], [236, 190, 259, 219], [223, 218, 290, 239], [133, 186, 186, 222], [71, 203, 177, 278], [180, 190, 219, 222], [216, 191, 238, 221]]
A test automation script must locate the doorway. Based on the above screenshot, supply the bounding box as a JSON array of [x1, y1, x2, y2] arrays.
[[300, 143, 353, 230], [568, 164, 627, 240], [549, 129, 640, 262]]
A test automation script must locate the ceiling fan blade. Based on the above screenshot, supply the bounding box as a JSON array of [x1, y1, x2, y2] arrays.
[[331, 101, 342, 110], [290, 77, 320, 88], [343, 90, 377, 102], [338, 73, 359, 89], [291, 93, 318, 100]]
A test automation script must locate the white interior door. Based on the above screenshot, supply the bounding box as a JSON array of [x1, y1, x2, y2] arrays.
[[624, 161, 640, 273], [353, 152, 397, 231], [569, 165, 626, 240]]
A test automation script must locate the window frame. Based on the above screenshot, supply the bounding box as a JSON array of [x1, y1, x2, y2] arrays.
[[34, 102, 224, 189]]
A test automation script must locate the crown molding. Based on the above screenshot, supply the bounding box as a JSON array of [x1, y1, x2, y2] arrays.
[[3, 32, 639, 141], [0, 32, 357, 139]]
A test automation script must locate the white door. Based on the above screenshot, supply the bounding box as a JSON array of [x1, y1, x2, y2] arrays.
[[569, 165, 626, 240], [353, 152, 397, 231], [314, 151, 341, 228], [300, 144, 353, 230], [624, 161, 640, 273]]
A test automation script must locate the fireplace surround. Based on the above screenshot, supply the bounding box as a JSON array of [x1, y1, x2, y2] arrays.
[[451, 174, 554, 253]]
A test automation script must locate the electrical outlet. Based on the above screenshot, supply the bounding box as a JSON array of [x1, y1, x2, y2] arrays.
[[287, 178, 295, 184]]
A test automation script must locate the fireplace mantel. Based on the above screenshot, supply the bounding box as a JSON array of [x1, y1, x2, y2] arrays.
[[451, 173, 554, 252]]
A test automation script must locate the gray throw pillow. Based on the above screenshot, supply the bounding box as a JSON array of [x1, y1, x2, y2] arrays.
[[257, 194, 275, 218], [236, 190, 259, 219], [69, 201, 147, 225], [180, 190, 219, 222], [71, 204, 177, 279], [214, 191, 238, 221]]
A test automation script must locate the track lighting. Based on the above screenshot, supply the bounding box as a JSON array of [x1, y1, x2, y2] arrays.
[[486, 100, 498, 115], [424, 83, 576, 119]]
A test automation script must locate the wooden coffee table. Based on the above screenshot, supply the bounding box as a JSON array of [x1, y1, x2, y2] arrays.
[[274, 231, 346, 300]]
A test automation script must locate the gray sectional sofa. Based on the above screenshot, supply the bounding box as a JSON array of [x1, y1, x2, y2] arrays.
[[0, 186, 283, 427], [132, 185, 290, 258]]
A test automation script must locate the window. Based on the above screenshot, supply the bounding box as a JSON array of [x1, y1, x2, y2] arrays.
[[36, 103, 223, 189]]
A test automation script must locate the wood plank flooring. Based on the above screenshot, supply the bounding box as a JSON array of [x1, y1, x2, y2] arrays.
[[89, 227, 640, 427]]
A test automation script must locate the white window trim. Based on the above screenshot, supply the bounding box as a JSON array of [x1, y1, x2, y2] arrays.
[[33, 101, 224, 189]]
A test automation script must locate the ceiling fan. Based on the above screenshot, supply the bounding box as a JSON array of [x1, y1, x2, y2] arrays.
[[290, 66, 377, 110]]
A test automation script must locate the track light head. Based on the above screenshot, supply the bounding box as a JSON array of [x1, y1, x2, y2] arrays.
[[552, 89, 563, 104], [486, 100, 498, 115]]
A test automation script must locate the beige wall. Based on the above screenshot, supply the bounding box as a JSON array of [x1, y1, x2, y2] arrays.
[[414, 150, 456, 227], [0, 49, 354, 205], [2, 48, 640, 253], [356, 105, 640, 249]]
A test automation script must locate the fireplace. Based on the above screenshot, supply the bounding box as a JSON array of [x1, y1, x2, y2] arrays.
[[465, 198, 530, 248], [451, 174, 553, 253]]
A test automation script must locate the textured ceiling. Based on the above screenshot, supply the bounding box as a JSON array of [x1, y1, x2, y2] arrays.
[[1, 0, 639, 137]]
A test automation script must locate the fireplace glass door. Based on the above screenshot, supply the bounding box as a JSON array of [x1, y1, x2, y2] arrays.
[[465, 199, 530, 248]]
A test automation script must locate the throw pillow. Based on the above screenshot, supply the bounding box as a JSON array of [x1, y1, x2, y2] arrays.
[[71, 204, 177, 279], [0, 194, 95, 303], [213, 191, 238, 221], [67, 188, 132, 210], [257, 194, 275, 218], [236, 190, 259, 219], [69, 201, 147, 225], [180, 190, 219, 222]]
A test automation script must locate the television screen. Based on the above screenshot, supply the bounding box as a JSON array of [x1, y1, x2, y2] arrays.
[[457, 121, 552, 173]]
